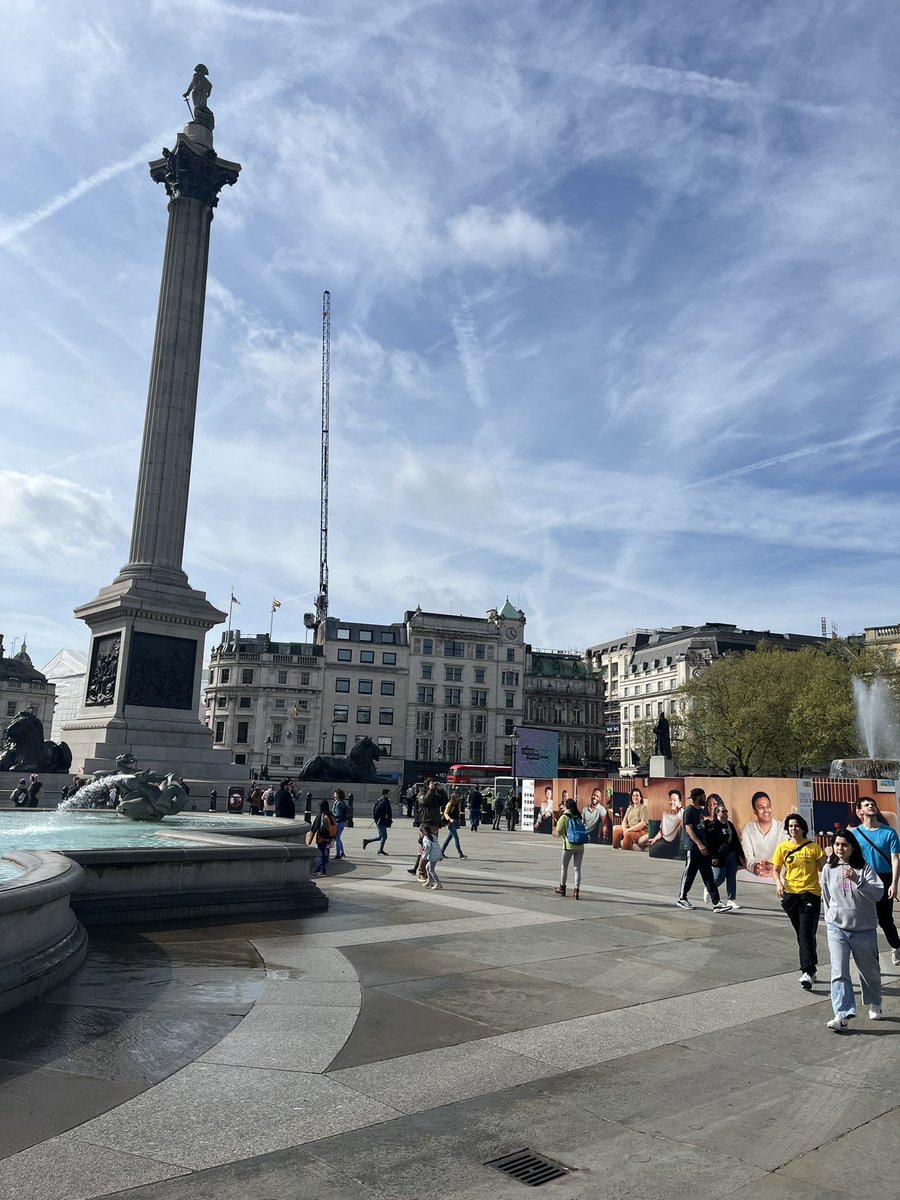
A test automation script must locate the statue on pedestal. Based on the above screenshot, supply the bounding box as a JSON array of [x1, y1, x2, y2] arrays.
[[653, 712, 672, 759]]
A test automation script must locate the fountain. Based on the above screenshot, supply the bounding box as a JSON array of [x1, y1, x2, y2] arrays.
[[830, 676, 900, 779], [61, 754, 188, 821]]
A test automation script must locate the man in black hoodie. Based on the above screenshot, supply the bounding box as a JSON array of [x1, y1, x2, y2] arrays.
[[274, 778, 296, 819]]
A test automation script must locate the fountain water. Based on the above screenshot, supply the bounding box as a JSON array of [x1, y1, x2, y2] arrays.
[[831, 676, 900, 779]]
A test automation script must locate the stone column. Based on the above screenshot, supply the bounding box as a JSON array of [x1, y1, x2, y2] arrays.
[[119, 123, 240, 587]]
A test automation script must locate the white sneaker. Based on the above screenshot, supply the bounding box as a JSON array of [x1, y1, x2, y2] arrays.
[[869, 1006, 883, 1020], [702, 889, 711, 904], [676, 898, 694, 909], [827, 1017, 848, 1032], [892, 948, 900, 967], [799, 972, 813, 990], [712, 902, 731, 914], [727, 900, 740, 910]]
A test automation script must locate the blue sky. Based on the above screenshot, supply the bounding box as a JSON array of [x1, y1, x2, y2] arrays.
[[3, 0, 900, 671]]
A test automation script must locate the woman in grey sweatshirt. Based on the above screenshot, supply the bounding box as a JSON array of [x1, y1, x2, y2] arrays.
[[821, 829, 884, 1031]]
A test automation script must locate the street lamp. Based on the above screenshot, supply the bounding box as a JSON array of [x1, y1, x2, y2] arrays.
[[511, 727, 519, 787], [321, 729, 327, 753], [264, 734, 272, 778], [330, 719, 337, 753]]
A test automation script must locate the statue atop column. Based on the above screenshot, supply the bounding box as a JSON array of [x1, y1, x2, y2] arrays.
[[183, 64, 214, 129]]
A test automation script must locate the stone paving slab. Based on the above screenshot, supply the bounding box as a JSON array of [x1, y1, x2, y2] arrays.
[[198, 1001, 358, 1071], [0, 1137, 189, 1200]]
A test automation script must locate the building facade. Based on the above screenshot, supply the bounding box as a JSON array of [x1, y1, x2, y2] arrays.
[[0, 638, 56, 740], [523, 648, 603, 770], [587, 623, 827, 769], [41, 649, 88, 743]]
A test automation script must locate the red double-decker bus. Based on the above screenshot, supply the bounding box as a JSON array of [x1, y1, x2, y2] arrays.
[[446, 764, 511, 794]]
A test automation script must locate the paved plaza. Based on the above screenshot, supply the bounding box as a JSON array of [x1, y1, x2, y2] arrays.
[[2, 823, 899, 1200]]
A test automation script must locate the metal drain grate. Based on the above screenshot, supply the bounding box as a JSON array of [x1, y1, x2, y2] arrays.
[[485, 1148, 572, 1187]]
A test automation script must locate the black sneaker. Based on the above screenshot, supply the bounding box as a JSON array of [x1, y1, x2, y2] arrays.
[[406, 867, 418, 874]]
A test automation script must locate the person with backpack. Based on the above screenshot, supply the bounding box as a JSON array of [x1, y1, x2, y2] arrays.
[[554, 797, 588, 899], [310, 798, 337, 876], [363, 789, 393, 854], [262, 786, 276, 816], [10, 778, 28, 807], [468, 787, 483, 832], [331, 788, 349, 859]]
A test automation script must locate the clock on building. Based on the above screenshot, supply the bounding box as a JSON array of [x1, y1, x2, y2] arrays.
[[504, 626, 518, 640]]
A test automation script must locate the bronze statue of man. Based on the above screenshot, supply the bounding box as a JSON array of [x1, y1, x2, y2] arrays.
[[653, 712, 672, 759]]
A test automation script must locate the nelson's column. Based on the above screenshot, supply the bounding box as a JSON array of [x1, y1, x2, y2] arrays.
[[64, 68, 243, 777]]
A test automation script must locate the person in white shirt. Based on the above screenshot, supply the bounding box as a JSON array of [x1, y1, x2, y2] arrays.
[[740, 791, 782, 877]]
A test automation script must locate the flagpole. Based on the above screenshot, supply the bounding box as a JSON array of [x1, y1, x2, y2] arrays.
[[227, 585, 234, 634], [269, 598, 275, 640]]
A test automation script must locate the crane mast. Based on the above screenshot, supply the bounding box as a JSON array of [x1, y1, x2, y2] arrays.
[[315, 291, 330, 630]]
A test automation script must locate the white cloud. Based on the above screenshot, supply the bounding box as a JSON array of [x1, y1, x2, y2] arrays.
[[448, 206, 569, 270]]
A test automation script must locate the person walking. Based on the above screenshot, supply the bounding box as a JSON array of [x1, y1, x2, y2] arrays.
[[420, 825, 443, 890], [310, 799, 337, 876], [676, 788, 730, 913], [506, 792, 519, 831], [821, 828, 884, 1031], [440, 789, 467, 859], [849, 796, 900, 967], [28, 774, 43, 808], [262, 785, 276, 816], [704, 798, 744, 909], [331, 788, 349, 859], [363, 789, 393, 854], [491, 791, 505, 830], [554, 797, 588, 899], [274, 778, 296, 819], [408, 781, 444, 876], [772, 813, 826, 990], [247, 782, 263, 816], [468, 787, 483, 832], [208, 788, 218, 812]]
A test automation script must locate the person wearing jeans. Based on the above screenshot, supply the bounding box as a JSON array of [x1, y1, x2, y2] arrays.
[[676, 788, 730, 913], [331, 789, 348, 859], [821, 828, 884, 1030], [849, 797, 900, 967], [772, 813, 826, 989], [440, 790, 467, 859], [706, 799, 744, 909], [363, 790, 392, 855]]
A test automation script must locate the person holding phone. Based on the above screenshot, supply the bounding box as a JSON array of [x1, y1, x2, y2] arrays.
[[821, 828, 884, 1031]]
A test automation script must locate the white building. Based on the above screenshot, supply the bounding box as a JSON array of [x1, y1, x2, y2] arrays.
[[41, 649, 88, 743]]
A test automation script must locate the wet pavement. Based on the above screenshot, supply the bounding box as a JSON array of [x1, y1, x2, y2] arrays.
[[2, 823, 900, 1199]]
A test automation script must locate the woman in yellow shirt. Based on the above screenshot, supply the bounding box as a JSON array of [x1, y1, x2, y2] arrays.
[[772, 813, 825, 990]]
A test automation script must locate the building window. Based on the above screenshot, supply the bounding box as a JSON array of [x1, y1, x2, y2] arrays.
[[645, 704, 652, 717], [423, 638, 433, 654], [360, 650, 374, 663], [293, 755, 304, 766], [416, 710, 434, 732], [624, 686, 629, 697], [504, 718, 515, 735], [331, 736, 346, 754], [469, 741, 485, 764], [505, 691, 515, 708], [337, 628, 351, 640], [358, 629, 373, 642], [217, 696, 227, 707], [209, 669, 215, 685], [234, 753, 246, 765], [507, 649, 516, 662], [474, 668, 485, 683], [333, 705, 348, 722], [444, 666, 463, 682], [502, 671, 519, 686], [300, 672, 310, 685], [421, 664, 433, 679], [378, 708, 393, 725], [220, 668, 230, 683], [471, 689, 487, 707], [272, 723, 283, 743], [503, 744, 513, 764], [381, 681, 395, 695], [241, 669, 254, 684], [382, 651, 397, 664], [416, 737, 432, 759], [236, 721, 249, 744], [270, 754, 282, 766], [444, 687, 461, 705], [277, 670, 288, 684], [337, 649, 352, 662], [335, 678, 350, 692], [669, 679, 676, 689], [444, 641, 464, 657], [469, 713, 486, 735], [358, 679, 373, 694], [274, 698, 285, 709], [377, 737, 392, 754], [417, 686, 434, 704], [214, 720, 225, 743], [440, 738, 462, 760], [443, 712, 460, 733], [357, 707, 371, 724], [296, 726, 306, 744], [475, 644, 485, 660], [381, 631, 396, 644], [6, 701, 16, 717], [634, 705, 640, 718], [239, 696, 251, 709]]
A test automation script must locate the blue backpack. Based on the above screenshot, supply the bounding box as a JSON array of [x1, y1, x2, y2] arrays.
[[566, 815, 589, 846]]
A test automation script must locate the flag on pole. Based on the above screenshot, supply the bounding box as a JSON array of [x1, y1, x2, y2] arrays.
[[230, 593, 241, 605], [271, 599, 282, 613], [291, 704, 299, 719]]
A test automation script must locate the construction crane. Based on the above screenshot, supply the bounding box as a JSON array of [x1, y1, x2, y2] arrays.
[[315, 290, 331, 630]]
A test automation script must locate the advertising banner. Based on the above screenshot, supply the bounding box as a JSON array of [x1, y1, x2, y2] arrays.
[[520, 778, 535, 832], [515, 727, 559, 781]]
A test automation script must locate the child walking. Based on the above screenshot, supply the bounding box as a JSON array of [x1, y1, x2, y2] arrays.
[[420, 825, 443, 890], [821, 828, 884, 1032]]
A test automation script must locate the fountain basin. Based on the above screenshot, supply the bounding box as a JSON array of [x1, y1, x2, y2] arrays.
[[0, 851, 88, 1016]]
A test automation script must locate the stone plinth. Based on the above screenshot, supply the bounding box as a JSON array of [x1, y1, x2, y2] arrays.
[[649, 755, 675, 778]]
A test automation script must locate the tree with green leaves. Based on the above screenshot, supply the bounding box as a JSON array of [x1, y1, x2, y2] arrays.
[[676, 641, 898, 776]]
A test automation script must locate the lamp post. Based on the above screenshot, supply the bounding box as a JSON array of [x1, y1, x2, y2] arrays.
[[330, 719, 337, 754], [264, 734, 272, 779], [321, 729, 327, 753], [511, 726, 519, 789]]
